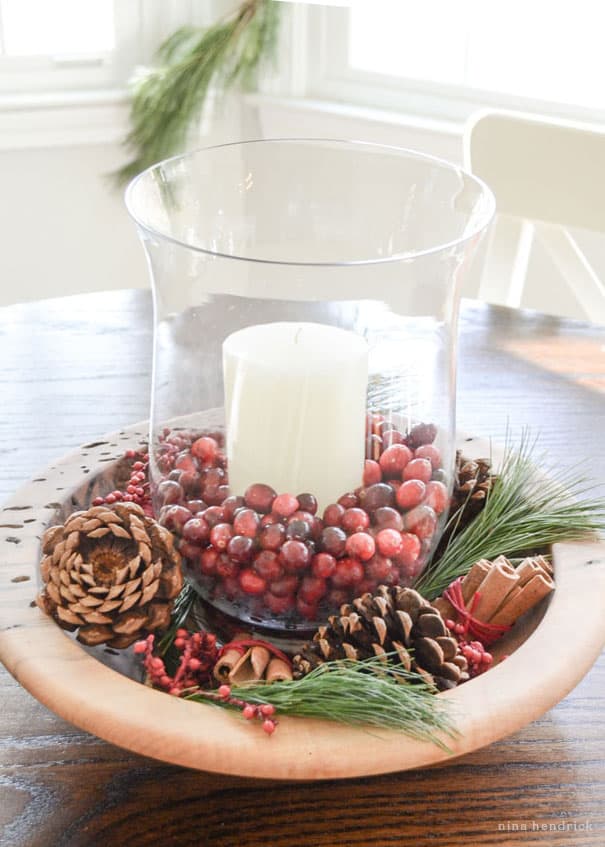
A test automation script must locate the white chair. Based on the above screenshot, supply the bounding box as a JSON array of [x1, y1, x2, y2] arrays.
[[464, 109, 605, 322]]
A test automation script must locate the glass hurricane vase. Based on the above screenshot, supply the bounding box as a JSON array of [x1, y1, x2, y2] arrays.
[[126, 138, 494, 634]]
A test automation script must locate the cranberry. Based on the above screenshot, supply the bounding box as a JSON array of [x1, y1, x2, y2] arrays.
[[296, 597, 318, 621], [373, 506, 404, 532], [159, 504, 191, 533], [182, 516, 210, 544], [221, 575, 241, 599], [203, 483, 229, 507], [323, 503, 345, 526], [259, 523, 286, 551], [338, 492, 359, 509], [363, 460, 382, 487], [375, 528, 403, 557], [216, 555, 239, 579], [345, 532, 375, 561], [396, 479, 426, 510], [279, 539, 311, 572], [175, 452, 198, 474], [264, 591, 295, 615], [357, 579, 378, 595], [341, 508, 370, 534], [253, 550, 283, 581], [233, 508, 261, 538], [407, 422, 437, 448], [239, 569, 267, 595], [359, 483, 395, 513], [299, 575, 327, 604], [210, 523, 234, 551], [327, 588, 350, 608], [381, 429, 404, 448], [260, 513, 281, 528], [366, 554, 393, 582], [244, 483, 277, 514], [414, 444, 442, 469], [404, 505, 437, 540], [199, 548, 219, 575], [403, 458, 432, 483], [202, 506, 226, 528], [222, 495, 245, 522], [272, 493, 300, 518], [191, 436, 218, 464], [392, 532, 422, 567], [296, 493, 318, 515], [332, 558, 364, 587], [157, 479, 183, 506], [187, 499, 208, 514], [423, 480, 449, 514], [179, 540, 202, 560], [311, 552, 337, 579], [270, 574, 299, 597], [202, 466, 225, 487], [320, 526, 347, 557], [379, 444, 412, 478], [286, 520, 311, 541], [227, 535, 255, 564]]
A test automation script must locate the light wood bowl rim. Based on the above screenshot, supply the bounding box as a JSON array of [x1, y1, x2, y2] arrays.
[[1, 425, 604, 780]]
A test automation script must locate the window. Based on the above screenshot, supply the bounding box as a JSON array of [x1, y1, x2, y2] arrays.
[[0, 0, 143, 94], [305, 1, 605, 124]]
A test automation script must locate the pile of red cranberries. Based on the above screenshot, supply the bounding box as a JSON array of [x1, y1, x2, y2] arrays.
[[155, 416, 449, 625]]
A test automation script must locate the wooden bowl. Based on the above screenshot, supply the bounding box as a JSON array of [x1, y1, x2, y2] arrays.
[[1, 426, 604, 780]]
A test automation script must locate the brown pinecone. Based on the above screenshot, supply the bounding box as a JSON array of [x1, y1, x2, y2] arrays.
[[292, 586, 469, 691], [451, 451, 494, 523], [37, 502, 183, 649]]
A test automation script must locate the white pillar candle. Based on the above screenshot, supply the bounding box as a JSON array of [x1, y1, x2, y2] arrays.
[[223, 322, 369, 512]]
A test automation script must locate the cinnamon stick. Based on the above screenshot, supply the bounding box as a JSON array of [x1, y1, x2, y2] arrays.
[[228, 645, 271, 685], [472, 557, 519, 622], [213, 646, 244, 683], [461, 560, 492, 604], [265, 657, 293, 683], [490, 572, 555, 626]]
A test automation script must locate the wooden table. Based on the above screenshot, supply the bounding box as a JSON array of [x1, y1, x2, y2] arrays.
[[1, 290, 604, 847]]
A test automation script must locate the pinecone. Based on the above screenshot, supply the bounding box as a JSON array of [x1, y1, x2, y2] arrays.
[[37, 502, 183, 649], [451, 451, 494, 524], [292, 586, 469, 691]]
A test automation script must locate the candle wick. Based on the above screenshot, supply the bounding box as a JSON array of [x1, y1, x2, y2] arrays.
[[294, 327, 302, 344]]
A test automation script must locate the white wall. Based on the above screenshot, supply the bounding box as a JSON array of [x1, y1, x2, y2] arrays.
[[0, 143, 148, 304], [1, 94, 603, 322]]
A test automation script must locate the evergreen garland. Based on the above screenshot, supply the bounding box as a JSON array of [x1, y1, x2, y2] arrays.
[[116, 0, 281, 183]]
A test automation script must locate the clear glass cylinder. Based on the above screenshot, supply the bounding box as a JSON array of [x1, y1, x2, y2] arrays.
[[126, 138, 494, 634]]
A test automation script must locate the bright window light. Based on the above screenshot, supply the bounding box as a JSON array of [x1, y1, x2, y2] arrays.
[[1, 0, 115, 57], [349, 0, 605, 110]]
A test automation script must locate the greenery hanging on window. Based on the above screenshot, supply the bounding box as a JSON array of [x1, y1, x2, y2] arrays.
[[116, 0, 281, 184]]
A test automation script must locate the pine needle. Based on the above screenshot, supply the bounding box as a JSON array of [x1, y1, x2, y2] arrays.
[[188, 657, 459, 750], [115, 0, 280, 183], [415, 430, 605, 599]]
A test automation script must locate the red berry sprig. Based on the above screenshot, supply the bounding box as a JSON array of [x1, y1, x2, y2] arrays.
[[133, 633, 278, 734], [444, 622, 494, 678], [93, 449, 152, 515], [134, 629, 219, 694]]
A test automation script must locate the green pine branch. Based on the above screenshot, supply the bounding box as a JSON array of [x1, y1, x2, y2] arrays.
[[414, 430, 605, 600], [115, 0, 281, 184]]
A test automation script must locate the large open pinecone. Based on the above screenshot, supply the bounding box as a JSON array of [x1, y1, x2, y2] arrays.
[[292, 586, 469, 690], [37, 502, 182, 648]]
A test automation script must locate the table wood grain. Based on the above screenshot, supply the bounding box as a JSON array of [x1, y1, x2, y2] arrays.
[[1, 290, 604, 847]]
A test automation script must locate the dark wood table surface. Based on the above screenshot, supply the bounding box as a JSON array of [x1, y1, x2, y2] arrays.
[[1, 290, 604, 847]]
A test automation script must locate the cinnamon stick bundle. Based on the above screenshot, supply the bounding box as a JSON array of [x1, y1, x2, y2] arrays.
[[435, 554, 555, 635]]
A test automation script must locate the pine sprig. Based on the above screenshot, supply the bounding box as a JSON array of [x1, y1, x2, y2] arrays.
[[116, 0, 280, 183], [415, 430, 605, 599], [188, 656, 459, 750]]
